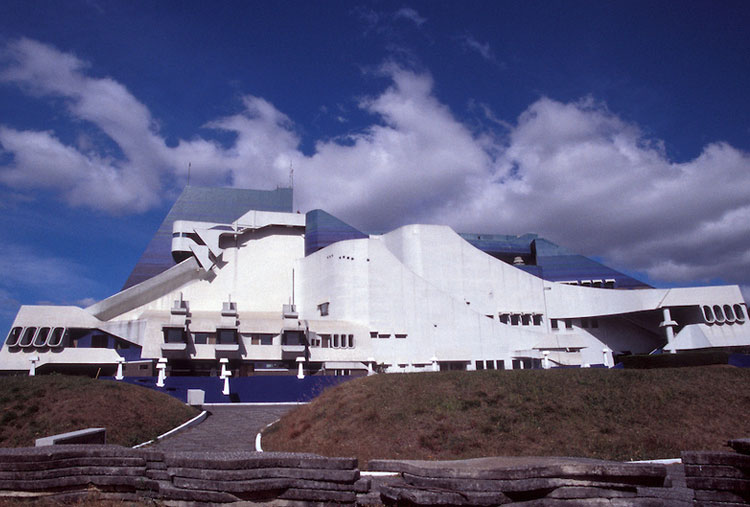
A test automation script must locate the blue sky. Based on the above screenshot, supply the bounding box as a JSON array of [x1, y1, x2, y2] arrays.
[[1, 0, 750, 336]]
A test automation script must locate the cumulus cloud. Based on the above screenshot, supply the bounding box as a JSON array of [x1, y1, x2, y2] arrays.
[[2, 38, 750, 296]]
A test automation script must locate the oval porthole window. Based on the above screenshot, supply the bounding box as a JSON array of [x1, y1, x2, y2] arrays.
[[713, 305, 725, 323], [723, 304, 735, 323], [703, 305, 714, 323], [734, 304, 746, 323]]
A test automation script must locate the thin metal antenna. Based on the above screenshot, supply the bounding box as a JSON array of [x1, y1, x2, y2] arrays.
[[187, 162, 191, 187], [289, 161, 294, 190]]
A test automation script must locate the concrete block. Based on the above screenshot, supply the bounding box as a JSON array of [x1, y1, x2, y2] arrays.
[[163, 451, 357, 470], [686, 476, 750, 492], [278, 487, 357, 503], [187, 389, 205, 406], [167, 465, 359, 482], [380, 483, 511, 505], [0, 465, 146, 481], [35, 428, 106, 447], [728, 438, 750, 455], [156, 483, 241, 503], [682, 451, 750, 469], [685, 464, 749, 479], [368, 456, 666, 485], [694, 488, 750, 503], [0, 457, 147, 472], [547, 486, 637, 498], [401, 473, 658, 493]]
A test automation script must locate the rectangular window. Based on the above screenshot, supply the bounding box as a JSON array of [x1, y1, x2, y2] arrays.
[[321, 334, 330, 348], [333, 334, 340, 348], [348, 334, 354, 348], [510, 314, 520, 326], [565, 319, 573, 329], [486, 360, 495, 370], [370, 331, 378, 339], [533, 314, 543, 326], [394, 333, 407, 339], [91, 335, 109, 348], [496, 360, 505, 370], [217, 329, 238, 344], [378, 333, 390, 339], [551, 319, 559, 330], [317, 302, 329, 316], [164, 328, 186, 343], [475, 360, 484, 370], [499, 313, 509, 324], [521, 314, 531, 326], [581, 318, 589, 328]]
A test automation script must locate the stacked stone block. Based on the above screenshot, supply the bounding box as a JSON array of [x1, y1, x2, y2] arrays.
[[368, 456, 693, 506], [0, 445, 159, 500], [683, 438, 750, 506], [0, 446, 365, 505]]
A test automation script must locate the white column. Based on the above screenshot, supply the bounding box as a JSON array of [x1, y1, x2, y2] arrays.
[[660, 307, 678, 353], [542, 351, 550, 370], [219, 358, 229, 378], [222, 371, 232, 395], [430, 356, 439, 372], [602, 348, 611, 368], [115, 357, 125, 380], [156, 358, 167, 387], [296, 357, 305, 379], [366, 357, 375, 376], [29, 356, 39, 376]]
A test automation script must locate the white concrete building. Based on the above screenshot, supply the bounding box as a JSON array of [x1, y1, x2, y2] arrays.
[[2, 186, 749, 377]]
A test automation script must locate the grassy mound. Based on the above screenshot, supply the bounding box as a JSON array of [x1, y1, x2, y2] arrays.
[[0, 375, 199, 447], [263, 366, 750, 465]]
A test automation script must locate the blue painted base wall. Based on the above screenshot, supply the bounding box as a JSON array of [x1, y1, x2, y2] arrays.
[[103, 375, 353, 403]]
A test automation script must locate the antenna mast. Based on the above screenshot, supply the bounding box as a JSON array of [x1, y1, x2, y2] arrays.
[[187, 162, 191, 187]]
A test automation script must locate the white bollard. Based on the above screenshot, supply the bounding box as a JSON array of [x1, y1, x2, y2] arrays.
[[222, 371, 232, 395], [296, 357, 305, 379], [115, 357, 125, 380], [29, 356, 39, 376], [219, 358, 229, 378], [156, 358, 167, 387]]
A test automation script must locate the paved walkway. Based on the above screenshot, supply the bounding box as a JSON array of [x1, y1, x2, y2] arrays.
[[151, 405, 295, 452]]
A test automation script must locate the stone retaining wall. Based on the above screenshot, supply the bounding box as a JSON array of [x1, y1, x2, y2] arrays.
[[683, 438, 750, 506], [0, 443, 748, 505], [0, 445, 366, 504]]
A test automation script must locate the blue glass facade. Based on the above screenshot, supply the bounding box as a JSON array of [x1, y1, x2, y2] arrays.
[[304, 209, 368, 257], [123, 186, 293, 289]]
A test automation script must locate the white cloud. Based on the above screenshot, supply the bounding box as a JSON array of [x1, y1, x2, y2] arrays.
[[457, 34, 503, 67], [394, 7, 426, 26], [2, 38, 750, 296]]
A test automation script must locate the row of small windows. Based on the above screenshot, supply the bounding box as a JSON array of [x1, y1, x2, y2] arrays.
[[550, 318, 599, 330], [703, 304, 746, 325], [6, 327, 67, 349], [475, 359, 505, 370], [497, 313, 544, 326], [309, 334, 354, 348], [560, 279, 616, 289], [369, 332, 408, 339]]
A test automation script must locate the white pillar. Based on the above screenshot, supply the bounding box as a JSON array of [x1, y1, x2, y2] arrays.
[[366, 357, 375, 376], [115, 357, 125, 380], [222, 371, 232, 395], [660, 307, 678, 354], [29, 356, 39, 376], [430, 356, 439, 372], [219, 358, 229, 378], [296, 357, 305, 379], [602, 348, 610, 368], [156, 358, 167, 387], [542, 351, 550, 370]]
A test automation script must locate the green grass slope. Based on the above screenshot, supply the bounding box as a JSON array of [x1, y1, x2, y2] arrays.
[[0, 375, 199, 447], [263, 366, 750, 465]]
